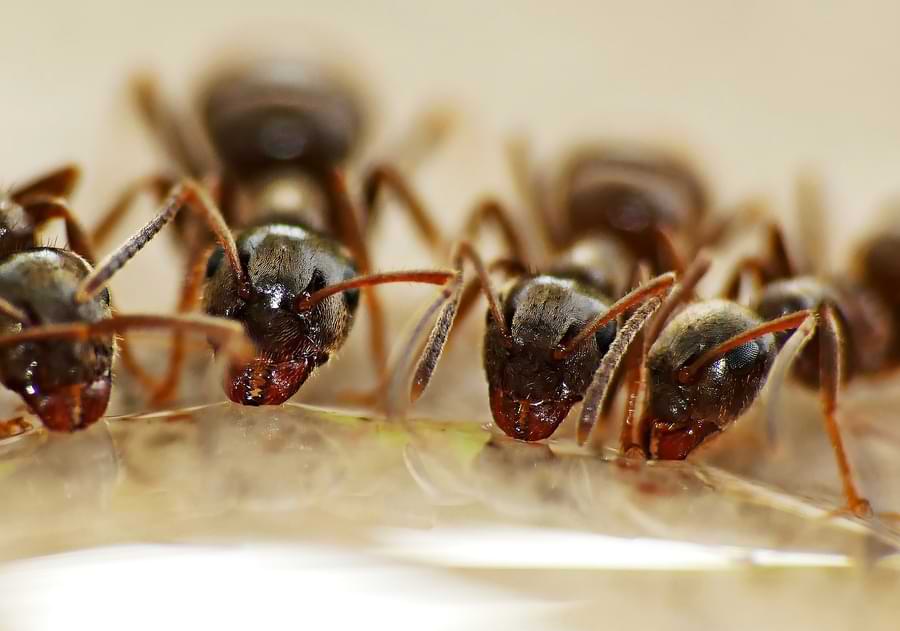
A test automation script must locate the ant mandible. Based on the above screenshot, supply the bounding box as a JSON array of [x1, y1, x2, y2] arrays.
[[89, 57, 456, 406], [0, 165, 251, 432]]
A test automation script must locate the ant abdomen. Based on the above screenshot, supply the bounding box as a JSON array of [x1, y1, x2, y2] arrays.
[[755, 277, 891, 385], [563, 149, 706, 272], [201, 60, 367, 182], [645, 299, 776, 460]]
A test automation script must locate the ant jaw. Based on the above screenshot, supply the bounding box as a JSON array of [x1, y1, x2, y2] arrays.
[[24, 377, 111, 432], [488, 387, 575, 442], [224, 356, 318, 406], [648, 418, 720, 460]]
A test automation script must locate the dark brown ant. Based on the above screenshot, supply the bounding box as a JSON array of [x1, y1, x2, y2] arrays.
[[507, 140, 714, 274], [90, 58, 455, 406], [582, 180, 889, 517], [0, 165, 251, 433], [382, 209, 677, 442], [381, 140, 721, 441]]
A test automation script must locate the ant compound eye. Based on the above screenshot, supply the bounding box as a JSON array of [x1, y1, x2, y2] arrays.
[[99, 288, 111, 305], [205, 247, 225, 278], [723, 342, 761, 373]]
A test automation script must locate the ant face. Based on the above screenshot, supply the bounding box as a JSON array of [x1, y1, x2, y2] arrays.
[[483, 275, 616, 441], [0, 250, 113, 431], [201, 60, 366, 181], [203, 223, 360, 405], [645, 300, 775, 460]]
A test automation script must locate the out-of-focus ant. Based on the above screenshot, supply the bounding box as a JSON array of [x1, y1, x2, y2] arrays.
[[91, 58, 455, 405], [0, 165, 251, 433], [506, 140, 715, 274]]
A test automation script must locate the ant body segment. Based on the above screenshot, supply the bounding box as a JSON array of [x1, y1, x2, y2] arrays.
[[0, 166, 250, 432], [92, 58, 455, 406]]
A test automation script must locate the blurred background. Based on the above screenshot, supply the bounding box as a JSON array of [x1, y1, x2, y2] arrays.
[[3, 1, 900, 628]]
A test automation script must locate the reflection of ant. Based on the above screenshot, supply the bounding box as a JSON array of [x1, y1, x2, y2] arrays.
[[384, 145, 706, 441], [0, 166, 249, 433], [92, 58, 455, 405], [598, 178, 895, 517]]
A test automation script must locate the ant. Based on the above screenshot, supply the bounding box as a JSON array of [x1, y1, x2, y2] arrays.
[[506, 140, 715, 275], [572, 178, 892, 518], [90, 58, 456, 405], [382, 140, 723, 441], [0, 165, 251, 433]]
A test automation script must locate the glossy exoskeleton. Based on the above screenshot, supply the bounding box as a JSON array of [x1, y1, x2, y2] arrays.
[[0, 166, 250, 432], [614, 181, 889, 517], [92, 57, 453, 406]]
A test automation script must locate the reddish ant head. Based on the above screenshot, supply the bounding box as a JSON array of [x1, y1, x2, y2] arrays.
[[203, 223, 359, 405], [483, 275, 616, 441], [0, 250, 115, 431], [201, 60, 367, 182], [644, 300, 775, 459]]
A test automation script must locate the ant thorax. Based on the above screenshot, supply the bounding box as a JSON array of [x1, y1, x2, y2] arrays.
[[250, 171, 331, 233]]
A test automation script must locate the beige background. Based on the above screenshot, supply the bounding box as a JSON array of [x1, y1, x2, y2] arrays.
[[6, 0, 900, 309]]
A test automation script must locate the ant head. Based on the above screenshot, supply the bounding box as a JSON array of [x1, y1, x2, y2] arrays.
[[0, 250, 114, 431], [483, 275, 617, 441], [204, 223, 359, 405], [645, 299, 775, 459], [201, 60, 366, 181]]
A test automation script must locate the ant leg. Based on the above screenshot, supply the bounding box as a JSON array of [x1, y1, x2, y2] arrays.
[[722, 257, 768, 306], [75, 178, 244, 303], [761, 312, 818, 449], [11, 164, 80, 203], [577, 291, 665, 446], [375, 106, 456, 174], [0, 416, 31, 439], [324, 169, 388, 376], [131, 73, 207, 177], [385, 242, 506, 415], [506, 137, 566, 252], [643, 253, 711, 349], [19, 196, 96, 264], [677, 310, 812, 383], [794, 173, 828, 276], [817, 304, 872, 517], [555, 272, 676, 360], [0, 297, 30, 323], [148, 245, 215, 405], [462, 198, 530, 266], [361, 163, 442, 248], [90, 174, 174, 248], [0, 314, 254, 362]]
